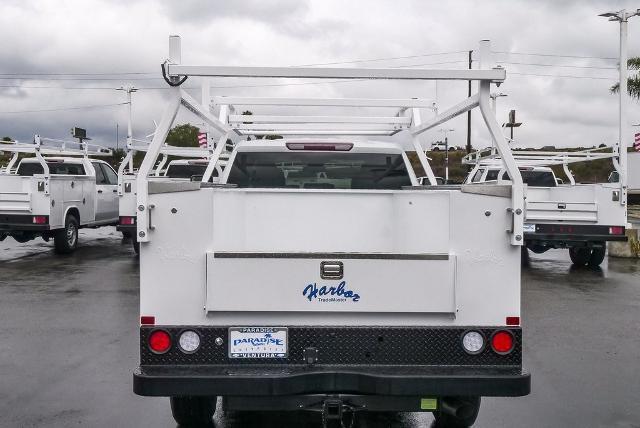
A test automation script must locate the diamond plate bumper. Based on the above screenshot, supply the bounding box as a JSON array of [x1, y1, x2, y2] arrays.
[[134, 326, 530, 397]]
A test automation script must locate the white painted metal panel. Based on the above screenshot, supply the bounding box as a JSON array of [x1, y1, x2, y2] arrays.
[[210, 189, 450, 254], [206, 255, 456, 313]]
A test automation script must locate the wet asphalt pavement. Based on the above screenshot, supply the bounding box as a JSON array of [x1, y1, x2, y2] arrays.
[[0, 228, 639, 428]]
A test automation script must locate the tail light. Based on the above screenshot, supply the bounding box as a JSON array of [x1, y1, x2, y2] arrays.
[[32, 216, 48, 224], [140, 316, 155, 325], [506, 316, 520, 326], [609, 226, 624, 235], [490, 330, 515, 354], [148, 329, 171, 354], [461, 331, 485, 354], [178, 331, 201, 353], [120, 216, 136, 226]]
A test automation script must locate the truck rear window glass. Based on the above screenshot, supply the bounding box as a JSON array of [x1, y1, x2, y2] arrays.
[[485, 170, 500, 181], [17, 162, 86, 176], [520, 170, 556, 187], [165, 164, 218, 180], [227, 152, 411, 189]]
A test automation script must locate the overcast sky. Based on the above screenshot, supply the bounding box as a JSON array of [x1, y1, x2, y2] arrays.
[[1, 0, 639, 151]]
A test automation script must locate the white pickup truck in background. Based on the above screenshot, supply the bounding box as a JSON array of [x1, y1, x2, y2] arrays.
[[463, 148, 628, 267], [0, 138, 119, 253]]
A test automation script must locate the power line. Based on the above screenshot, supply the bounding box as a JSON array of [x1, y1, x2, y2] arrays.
[[498, 61, 617, 70], [0, 71, 155, 76], [509, 72, 615, 80], [295, 50, 467, 67], [0, 102, 128, 114]]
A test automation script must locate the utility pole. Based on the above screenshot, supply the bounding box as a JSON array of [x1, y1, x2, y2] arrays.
[[600, 8, 640, 206], [116, 85, 138, 151], [466, 50, 473, 155], [116, 123, 119, 151], [439, 128, 455, 183]]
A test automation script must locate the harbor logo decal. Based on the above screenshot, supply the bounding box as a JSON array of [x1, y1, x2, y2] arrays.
[[303, 281, 360, 303]]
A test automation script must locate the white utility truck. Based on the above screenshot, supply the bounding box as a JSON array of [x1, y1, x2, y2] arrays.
[[117, 141, 227, 253], [132, 37, 529, 428], [0, 137, 118, 253], [463, 147, 628, 266]]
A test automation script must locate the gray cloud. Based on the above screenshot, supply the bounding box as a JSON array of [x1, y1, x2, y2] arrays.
[[0, 0, 638, 150]]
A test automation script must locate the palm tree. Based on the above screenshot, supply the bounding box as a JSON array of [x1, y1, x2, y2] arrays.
[[610, 57, 640, 99]]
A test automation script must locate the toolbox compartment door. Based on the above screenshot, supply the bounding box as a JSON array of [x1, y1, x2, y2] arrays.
[[0, 176, 33, 213], [205, 189, 456, 314]]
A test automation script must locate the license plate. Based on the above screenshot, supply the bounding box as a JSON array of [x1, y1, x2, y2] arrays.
[[228, 327, 288, 358], [523, 223, 536, 233]]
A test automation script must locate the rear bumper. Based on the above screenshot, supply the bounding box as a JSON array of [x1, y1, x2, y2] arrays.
[[0, 214, 50, 232], [133, 364, 530, 397], [116, 223, 136, 233], [134, 325, 529, 398], [524, 233, 627, 243], [524, 224, 627, 244]]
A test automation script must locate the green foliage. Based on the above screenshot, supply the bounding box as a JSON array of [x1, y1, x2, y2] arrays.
[[166, 123, 200, 147], [610, 57, 640, 100]]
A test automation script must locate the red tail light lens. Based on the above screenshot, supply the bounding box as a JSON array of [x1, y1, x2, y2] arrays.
[[32, 215, 48, 224], [140, 316, 155, 325], [148, 330, 171, 354], [609, 226, 624, 235], [506, 316, 520, 326], [120, 216, 135, 225], [491, 330, 515, 354]]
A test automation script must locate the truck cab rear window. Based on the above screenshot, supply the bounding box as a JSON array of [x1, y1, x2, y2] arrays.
[[520, 170, 556, 187], [165, 164, 218, 181], [227, 152, 411, 190], [17, 162, 86, 176]]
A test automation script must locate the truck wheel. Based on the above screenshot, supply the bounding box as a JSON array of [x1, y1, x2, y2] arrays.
[[170, 396, 216, 427], [54, 215, 79, 254], [434, 396, 481, 427], [588, 245, 606, 267], [132, 238, 140, 255], [569, 247, 590, 266]]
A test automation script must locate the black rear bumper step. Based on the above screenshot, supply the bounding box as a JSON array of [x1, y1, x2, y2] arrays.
[[133, 364, 530, 397], [524, 233, 627, 243]]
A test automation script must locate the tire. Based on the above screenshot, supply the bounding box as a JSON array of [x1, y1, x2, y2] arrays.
[[132, 237, 140, 255], [170, 396, 216, 427], [54, 215, 79, 254], [433, 147, 440, 151], [588, 245, 606, 267], [569, 247, 591, 266], [434, 397, 481, 428]]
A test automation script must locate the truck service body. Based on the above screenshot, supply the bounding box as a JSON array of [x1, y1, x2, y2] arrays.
[[116, 142, 226, 253], [133, 37, 529, 427], [0, 137, 118, 253], [463, 148, 628, 267]]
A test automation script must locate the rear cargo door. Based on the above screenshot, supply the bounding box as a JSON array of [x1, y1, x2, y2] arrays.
[[0, 176, 33, 213], [206, 189, 456, 314]]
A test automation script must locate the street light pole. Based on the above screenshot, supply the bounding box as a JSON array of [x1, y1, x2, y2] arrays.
[[116, 85, 138, 151], [600, 8, 640, 206], [438, 128, 455, 183]]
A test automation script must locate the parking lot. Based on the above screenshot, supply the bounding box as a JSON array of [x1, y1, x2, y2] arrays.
[[1, 228, 639, 427]]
